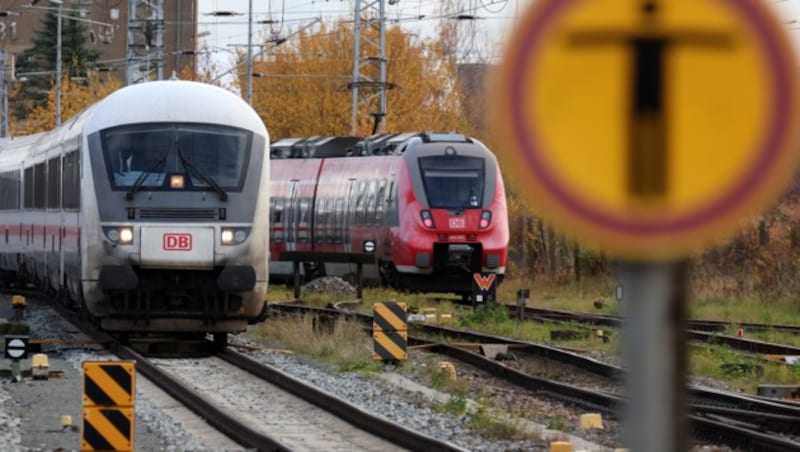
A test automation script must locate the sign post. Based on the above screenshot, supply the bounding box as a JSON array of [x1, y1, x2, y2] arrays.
[[492, 0, 800, 450]]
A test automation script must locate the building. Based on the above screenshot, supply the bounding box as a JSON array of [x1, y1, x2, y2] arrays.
[[0, 0, 198, 83]]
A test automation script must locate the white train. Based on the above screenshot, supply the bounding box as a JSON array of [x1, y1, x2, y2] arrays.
[[0, 81, 270, 345]]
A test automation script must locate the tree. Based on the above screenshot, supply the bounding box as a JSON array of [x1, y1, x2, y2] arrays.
[[244, 21, 467, 138], [14, 10, 100, 118], [11, 74, 121, 135]]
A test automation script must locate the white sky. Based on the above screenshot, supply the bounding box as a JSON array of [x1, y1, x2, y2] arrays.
[[197, 0, 800, 82]]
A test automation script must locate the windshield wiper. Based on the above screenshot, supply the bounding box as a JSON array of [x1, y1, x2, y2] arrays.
[[126, 151, 169, 200], [176, 145, 228, 201]]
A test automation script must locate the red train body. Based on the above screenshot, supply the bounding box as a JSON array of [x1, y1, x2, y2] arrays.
[[269, 132, 509, 295]]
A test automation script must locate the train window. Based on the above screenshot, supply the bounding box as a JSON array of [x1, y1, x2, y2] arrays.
[[100, 123, 252, 192], [271, 198, 283, 243], [0, 171, 19, 210], [62, 151, 80, 210], [34, 163, 46, 209], [334, 199, 345, 243], [299, 198, 310, 243], [365, 180, 377, 226], [24, 166, 33, 209], [47, 157, 61, 210], [374, 179, 387, 224], [418, 156, 484, 209]]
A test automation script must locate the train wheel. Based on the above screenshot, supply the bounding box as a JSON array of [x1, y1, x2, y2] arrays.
[[213, 333, 228, 349]]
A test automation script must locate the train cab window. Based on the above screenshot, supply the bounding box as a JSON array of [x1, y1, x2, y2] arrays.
[[418, 156, 484, 209], [100, 123, 252, 192], [374, 179, 387, 224]]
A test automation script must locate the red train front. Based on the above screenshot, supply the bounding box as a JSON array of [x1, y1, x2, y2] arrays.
[[269, 132, 509, 296]]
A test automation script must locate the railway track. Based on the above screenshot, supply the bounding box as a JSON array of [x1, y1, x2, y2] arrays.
[[37, 296, 465, 451], [515, 305, 800, 355], [270, 301, 800, 450]]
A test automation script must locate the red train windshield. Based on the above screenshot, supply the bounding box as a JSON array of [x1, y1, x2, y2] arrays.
[[100, 123, 252, 191], [418, 156, 485, 209]]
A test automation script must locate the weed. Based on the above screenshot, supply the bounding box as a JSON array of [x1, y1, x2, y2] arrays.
[[439, 393, 468, 416], [253, 315, 377, 372], [468, 405, 537, 440], [546, 414, 566, 430]]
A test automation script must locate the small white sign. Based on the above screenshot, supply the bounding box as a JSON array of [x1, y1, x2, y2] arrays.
[[6, 338, 26, 359]]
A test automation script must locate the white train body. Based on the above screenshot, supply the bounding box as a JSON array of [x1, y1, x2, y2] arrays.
[[0, 81, 270, 334]]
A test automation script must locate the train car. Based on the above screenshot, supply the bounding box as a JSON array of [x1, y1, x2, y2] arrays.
[[0, 81, 270, 344], [269, 132, 509, 296]]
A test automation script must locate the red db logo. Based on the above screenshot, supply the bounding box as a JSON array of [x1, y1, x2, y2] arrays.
[[163, 233, 192, 251]]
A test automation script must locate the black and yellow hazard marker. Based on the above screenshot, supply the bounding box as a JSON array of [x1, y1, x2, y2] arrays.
[[81, 407, 134, 451], [373, 302, 407, 362], [82, 361, 136, 407]]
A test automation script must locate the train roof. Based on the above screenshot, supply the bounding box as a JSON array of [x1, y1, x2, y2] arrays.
[[84, 80, 267, 138], [270, 132, 478, 159], [0, 81, 268, 166]]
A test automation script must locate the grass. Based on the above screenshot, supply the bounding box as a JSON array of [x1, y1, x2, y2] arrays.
[[252, 314, 383, 373], [690, 344, 800, 392], [265, 274, 800, 391]]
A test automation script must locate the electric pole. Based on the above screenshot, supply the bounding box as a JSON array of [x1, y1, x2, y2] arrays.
[[126, 0, 164, 85], [350, 0, 394, 135]]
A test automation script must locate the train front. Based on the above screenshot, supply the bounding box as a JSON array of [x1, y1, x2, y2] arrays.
[[81, 81, 269, 337], [394, 134, 509, 294]]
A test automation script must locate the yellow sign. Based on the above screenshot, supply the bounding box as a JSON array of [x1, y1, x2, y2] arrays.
[[492, 0, 800, 259], [82, 361, 136, 407], [81, 407, 134, 451]]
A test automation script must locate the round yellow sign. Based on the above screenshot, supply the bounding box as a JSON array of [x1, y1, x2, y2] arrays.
[[492, 0, 800, 259]]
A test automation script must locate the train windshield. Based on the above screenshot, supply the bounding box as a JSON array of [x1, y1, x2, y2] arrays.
[[419, 156, 484, 209], [101, 123, 251, 190]]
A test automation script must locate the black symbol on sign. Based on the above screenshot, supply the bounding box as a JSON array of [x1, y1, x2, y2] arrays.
[[569, 1, 733, 201]]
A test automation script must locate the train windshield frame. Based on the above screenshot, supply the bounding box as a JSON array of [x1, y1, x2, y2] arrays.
[[99, 123, 252, 191], [419, 156, 485, 209]]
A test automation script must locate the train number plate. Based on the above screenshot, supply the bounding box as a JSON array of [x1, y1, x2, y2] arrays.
[[449, 217, 466, 229], [163, 234, 192, 251]]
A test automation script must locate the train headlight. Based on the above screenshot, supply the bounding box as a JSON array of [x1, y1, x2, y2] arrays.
[[119, 227, 134, 244], [363, 240, 376, 253], [420, 210, 435, 229], [221, 229, 234, 244], [221, 228, 250, 245], [479, 210, 492, 230], [106, 229, 119, 242]]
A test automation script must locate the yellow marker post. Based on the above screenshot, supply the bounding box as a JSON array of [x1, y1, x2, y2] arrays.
[[81, 361, 135, 451], [492, 1, 800, 451]]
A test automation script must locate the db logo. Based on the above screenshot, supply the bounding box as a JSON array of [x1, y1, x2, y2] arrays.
[[449, 217, 466, 229], [163, 233, 192, 251]]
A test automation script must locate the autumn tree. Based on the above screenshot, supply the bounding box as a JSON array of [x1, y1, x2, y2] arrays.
[[11, 74, 121, 135], [15, 10, 100, 118], [244, 21, 467, 139]]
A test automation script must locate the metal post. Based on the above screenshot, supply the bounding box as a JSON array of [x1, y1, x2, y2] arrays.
[[350, 0, 361, 135], [246, 0, 253, 105], [619, 260, 688, 452], [0, 50, 7, 137], [55, 2, 62, 126], [356, 263, 363, 300], [292, 261, 300, 300]]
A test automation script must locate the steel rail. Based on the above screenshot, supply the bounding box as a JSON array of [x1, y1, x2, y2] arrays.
[[218, 348, 467, 452]]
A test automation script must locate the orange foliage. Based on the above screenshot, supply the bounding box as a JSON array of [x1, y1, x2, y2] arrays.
[[244, 21, 466, 139], [12, 74, 122, 135]]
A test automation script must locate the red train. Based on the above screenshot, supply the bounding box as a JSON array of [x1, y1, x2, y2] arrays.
[[269, 132, 509, 296]]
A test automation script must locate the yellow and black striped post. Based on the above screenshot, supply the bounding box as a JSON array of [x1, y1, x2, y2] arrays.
[[81, 361, 136, 452], [373, 302, 407, 362]]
